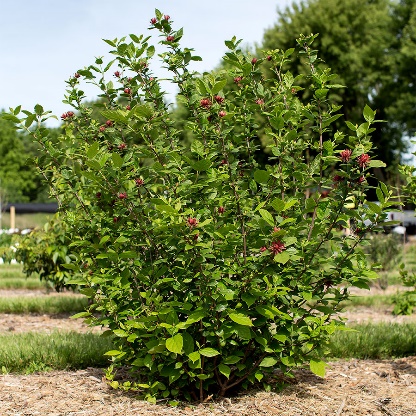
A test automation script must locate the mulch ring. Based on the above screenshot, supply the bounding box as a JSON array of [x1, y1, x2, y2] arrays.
[[1, 356, 415, 415]]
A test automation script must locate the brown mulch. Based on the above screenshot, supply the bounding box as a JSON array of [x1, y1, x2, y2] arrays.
[[1, 357, 415, 415]]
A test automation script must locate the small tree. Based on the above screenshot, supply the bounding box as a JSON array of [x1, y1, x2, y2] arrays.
[[5, 11, 396, 402]]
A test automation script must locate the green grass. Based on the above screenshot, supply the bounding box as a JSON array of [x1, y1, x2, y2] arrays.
[[0, 212, 51, 230], [0, 295, 88, 314], [0, 264, 27, 279], [0, 331, 113, 373], [341, 294, 393, 309], [329, 323, 416, 359]]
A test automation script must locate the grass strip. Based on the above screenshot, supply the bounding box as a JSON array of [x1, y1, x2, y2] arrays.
[[0, 331, 113, 374], [0, 278, 46, 290], [0, 265, 27, 279], [0, 295, 88, 314], [341, 294, 393, 309], [329, 323, 416, 359]]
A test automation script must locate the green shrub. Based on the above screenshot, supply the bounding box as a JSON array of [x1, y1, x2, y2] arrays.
[[6, 11, 396, 402], [13, 215, 77, 292]]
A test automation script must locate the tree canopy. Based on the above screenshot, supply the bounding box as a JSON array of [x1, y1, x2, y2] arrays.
[[261, 0, 416, 174]]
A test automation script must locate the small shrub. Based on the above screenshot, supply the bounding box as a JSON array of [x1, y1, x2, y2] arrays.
[[13, 215, 77, 292], [6, 10, 396, 402]]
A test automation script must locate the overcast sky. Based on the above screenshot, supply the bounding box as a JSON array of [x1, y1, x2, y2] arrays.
[[0, 0, 294, 127]]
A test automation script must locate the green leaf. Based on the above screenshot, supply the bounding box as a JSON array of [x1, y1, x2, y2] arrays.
[[211, 79, 227, 95], [113, 329, 128, 337], [363, 104, 375, 123], [271, 198, 285, 212], [274, 251, 290, 264], [188, 351, 200, 362], [195, 78, 209, 96], [147, 45, 155, 58], [2, 113, 21, 123], [190, 140, 205, 156], [259, 357, 278, 367], [199, 348, 220, 357], [369, 160, 386, 168], [87, 142, 99, 159], [100, 109, 128, 124], [112, 153, 124, 168], [254, 170, 270, 184], [134, 105, 153, 119], [309, 359, 327, 377], [104, 350, 123, 356], [218, 364, 231, 379], [191, 159, 211, 171], [166, 334, 183, 354], [229, 313, 253, 327], [258, 209, 274, 226], [314, 89, 329, 99]]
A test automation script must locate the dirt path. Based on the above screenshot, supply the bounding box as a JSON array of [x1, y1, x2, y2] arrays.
[[1, 356, 415, 415]]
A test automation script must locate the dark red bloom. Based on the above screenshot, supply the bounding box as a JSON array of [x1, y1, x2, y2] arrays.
[[118, 143, 127, 150], [214, 95, 224, 104], [74, 73, 80, 78], [357, 154, 370, 168], [113, 217, 119, 223], [61, 111, 74, 120], [124, 88, 131, 94], [150, 17, 157, 25], [251, 57, 258, 64], [96, 192, 102, 199], [260, 246, 267, 253], [233, 76, 242, 84], [218, 206, 225, 214], [255, 98, 264, 105], [333, 175, 343, 182], [135, 178, 144, 186], [105, 120, 113, 127], [193, 233, 199, 241], [187, 217, 198, 228], [200, 98, 211, 109], [166, 35, 175, 42], [357, 176, 366, 184], [99, 126, 106, 132], [270, 240, 286, 255], [114, 71, 121, 78], [163, 15, 170, 20], [126, 105, 131, 110], [118, 192, 127, 200], [219, 110, 226, 118], [291, 88, 296, 94], [320, 190, 330, 198], [273, 227, 281, 233], [340, 149, 352, 162], [220, 159, 228, 166], [267, 55, 272, 61]]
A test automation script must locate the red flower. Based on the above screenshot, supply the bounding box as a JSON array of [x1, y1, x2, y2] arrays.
[[124, 88, 131, 94], [61, 111, 74, 120], [126, 105, 131, 110], [105, 120, 113, 127], [260, 246, 267, 253], [251, 57, 258, 64], [74, 73, 80, 78], [255, 98, 264, 105], [193, 233, 199, 241], [163, 15, 170, 20], [233, 76, 242, 84], [113, 217, 119, 223], [267, 55, 272, 61], [357, 154, 370, 168], [357, 176, 366, 184], [118, 143, 127, 150], [135, 178, 144, 186], [218, 206, 225, 214], [166, 35, 175, 42], [219, 110, 226, 118], [118, 192, 127, 200], [270, 240, 286, 255], [214, 95, 224, 104], [187, 217, 198, 228], [200, 98, 211, 109], [340, 149, 352, 162], [96, 192, 102, 199], [150, 17, 157, 25], [320, 190, 330, 198], [114, 71, 121, 78], [99, 126, 106, 132], [273, 227, 281, 233], [220, 159, 228, 166], [333, 175, 343, 182]]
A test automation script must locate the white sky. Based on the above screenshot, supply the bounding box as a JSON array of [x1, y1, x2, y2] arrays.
[[0, 0, 294, 127]]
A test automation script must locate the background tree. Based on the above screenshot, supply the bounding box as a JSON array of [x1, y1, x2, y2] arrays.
[[0, 115, 48, 202], [261, 0, 416, 179]]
